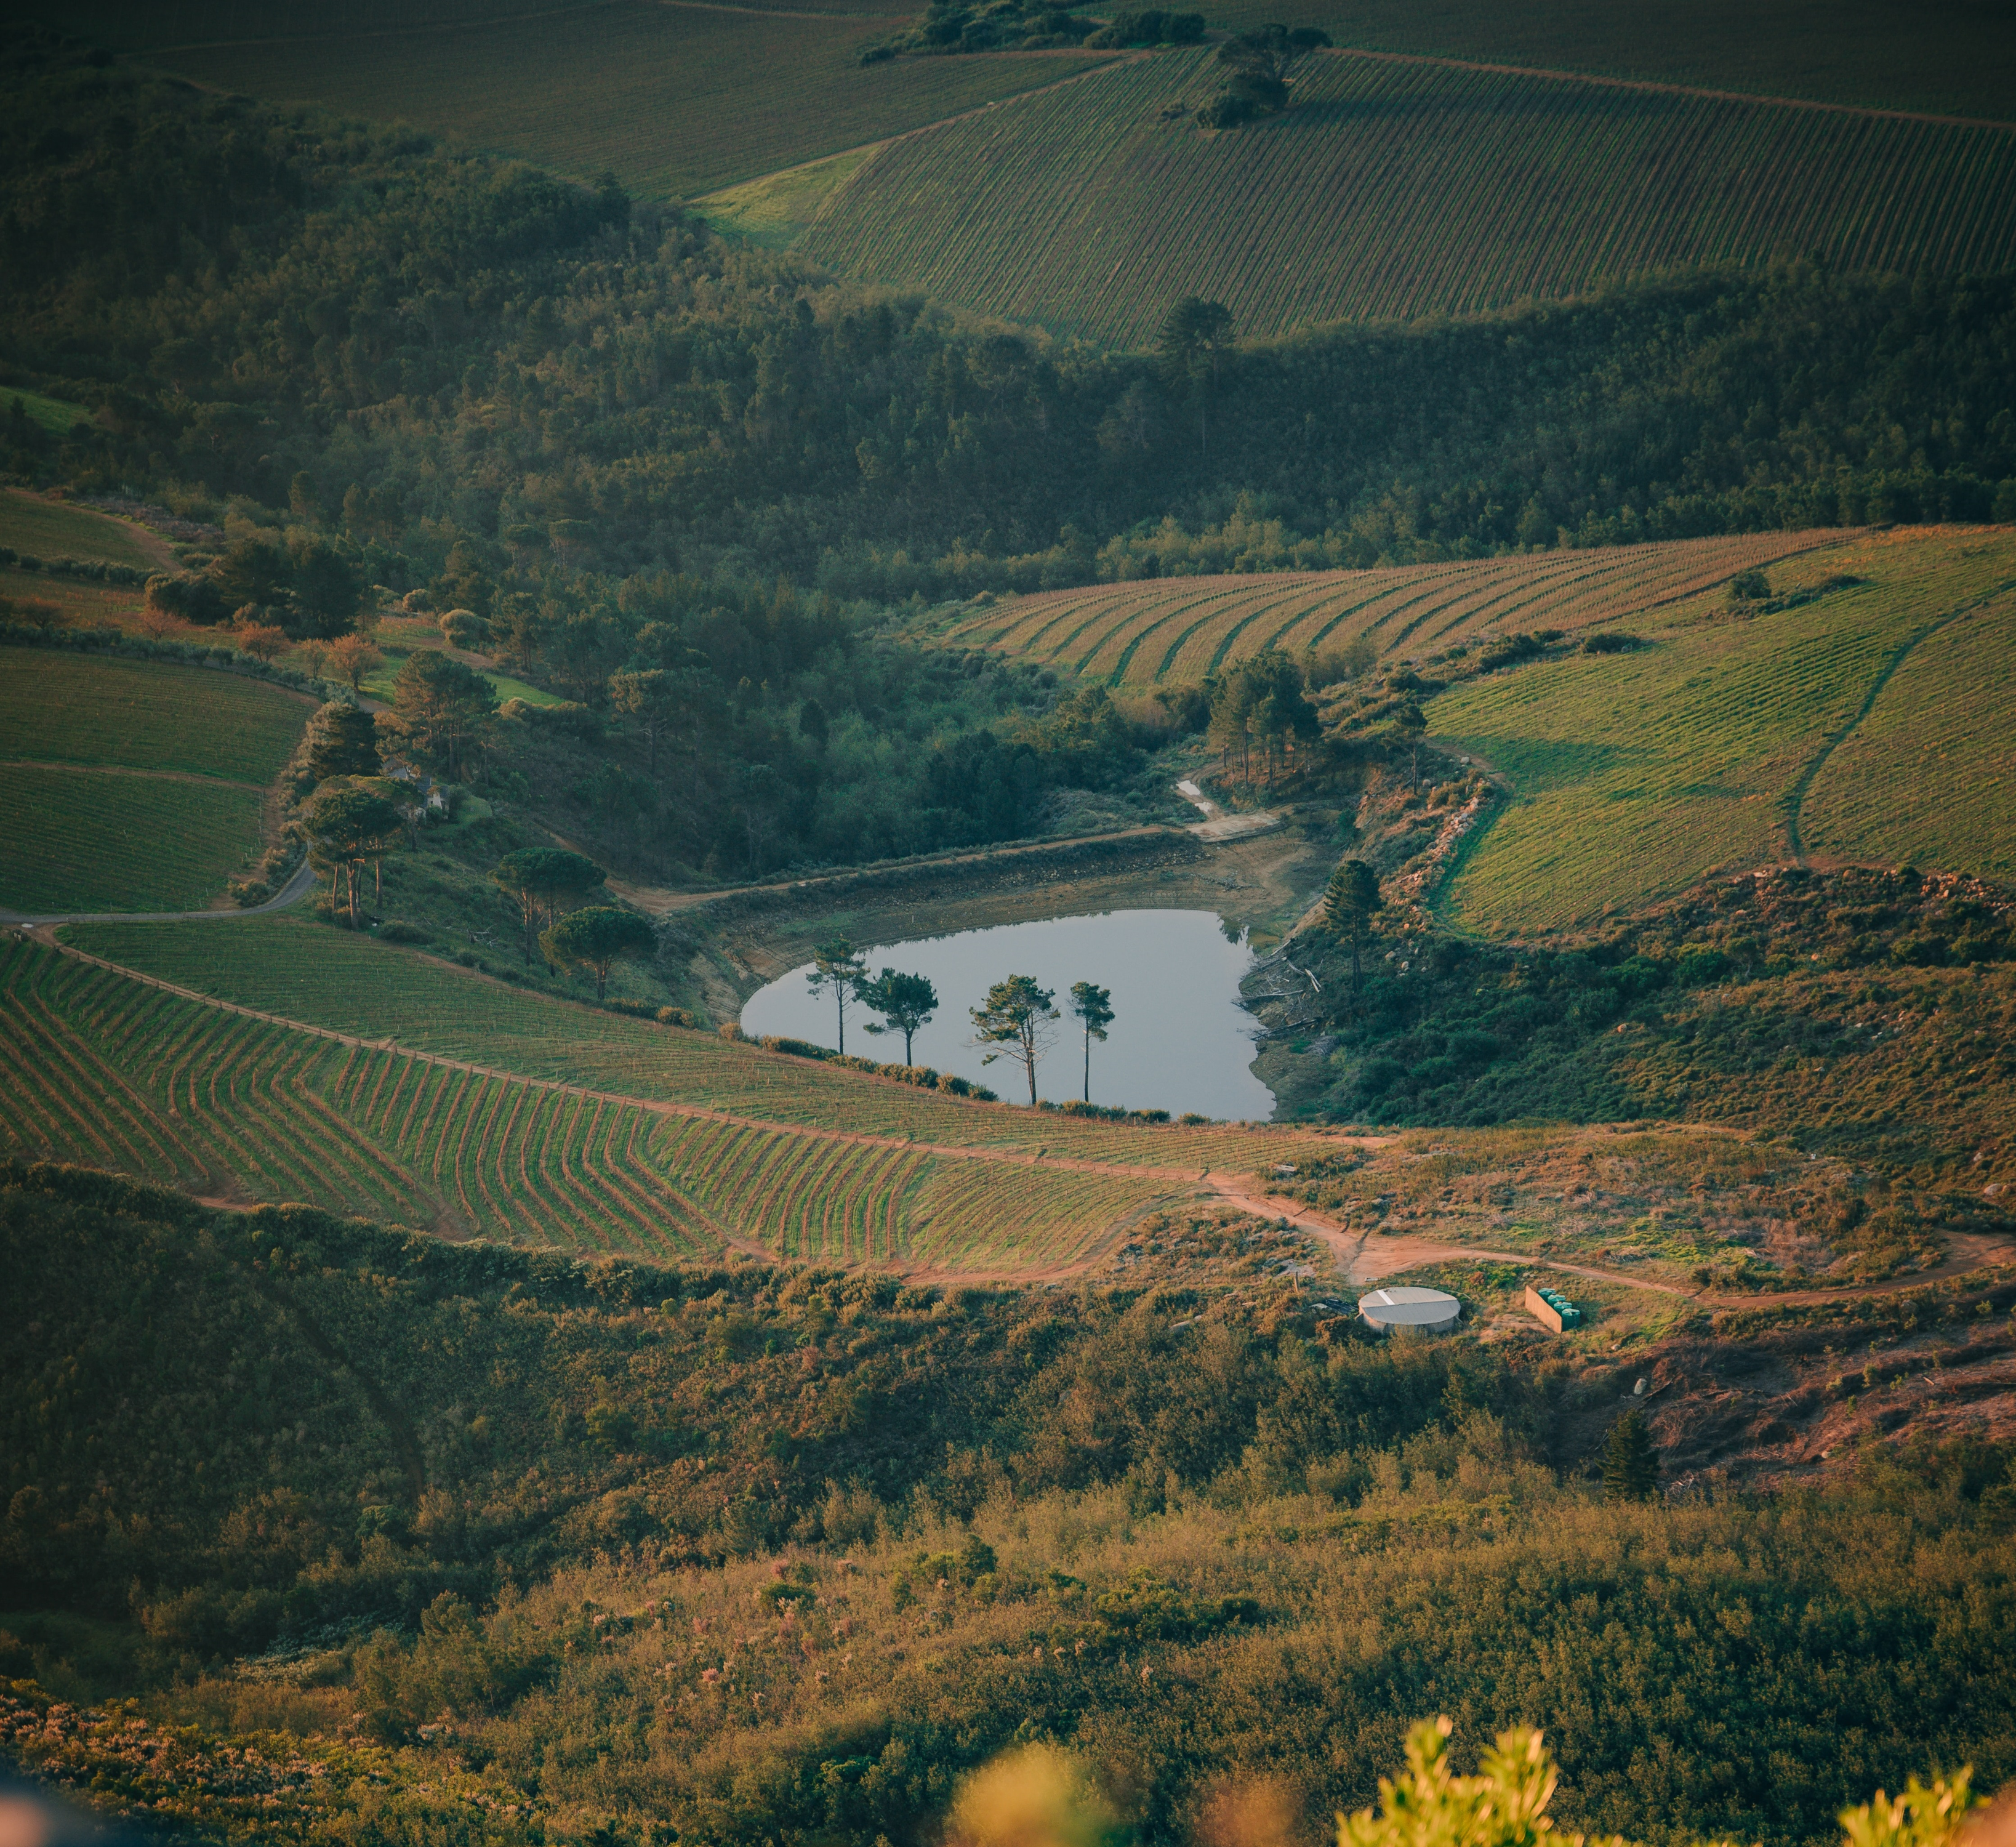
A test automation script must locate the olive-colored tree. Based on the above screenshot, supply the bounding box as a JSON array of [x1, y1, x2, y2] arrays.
[[540, 906, 655, 1001], [970, 974, 1059, 1106], [1324, 857, 1383, 994], [492, 848, 606, 964]]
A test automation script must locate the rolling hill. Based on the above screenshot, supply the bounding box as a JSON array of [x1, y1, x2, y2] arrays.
[[49, 1, 1114, 203], [1197, 0, 2016, 123], [1, 922, 1341, 1266], [936, 531, 1834, 685], [800, 48, 2016, 345], [1428, 526, 2016, 930], [0, 651, 308, 915]]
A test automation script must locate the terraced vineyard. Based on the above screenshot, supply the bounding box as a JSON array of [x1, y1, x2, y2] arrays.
[[60, 915, 1323, 1166], [944, 531, 1833, 686], [1428, 526, 2016, 930], [0, 765, 268, 914], [0, 933, 1262, 1268], [113, 2, 1115, 203], [0, 653, 310, 915], [801, 49, 2016, 345]]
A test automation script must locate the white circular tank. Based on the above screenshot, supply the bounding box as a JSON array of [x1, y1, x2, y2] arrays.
[[1358, 1285, 1461, 1334]]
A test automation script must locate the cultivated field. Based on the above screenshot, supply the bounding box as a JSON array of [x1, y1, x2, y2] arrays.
[[0, 652, 308, 915], [2, 387, 89, 440], [116, 2, 1114, 202], [942, 532, 1833, 686], [1197, 0, 2016, 122], [1, 933, 1324, 1267], [0, 766, 266, 915], [0, 491, 163, 571], [58, 917, 1335, 1164], [0, 651, 310, 782], [1429, 526, 2016, 930], [1799, 587, 2015, 879], [801, 49, 2016, 345]]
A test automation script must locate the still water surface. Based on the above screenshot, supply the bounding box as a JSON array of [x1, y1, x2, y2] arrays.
[[739, 909, 1275, 1121]]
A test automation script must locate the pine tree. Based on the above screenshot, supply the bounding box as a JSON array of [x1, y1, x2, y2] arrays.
[[1602, 1410, 1659, 1502], [1323, 857, 1383, 994]]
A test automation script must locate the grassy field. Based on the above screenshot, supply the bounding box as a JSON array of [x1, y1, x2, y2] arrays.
[[0, 650, 311, 781], [1428, 526, 2016, 932], [359, 618, 566, 708], [941, 532, 1832, 686], [1799, 586, 2016, 879], [695, 147, 884, 250], [4, 388, 92, 440], [0, 565, 147, 630], [0, 766, 266, 914], [1195, 0, 2016, 123], [800, 49, 2016, 345], [0, 491, 163, 571], [1, 933, 1317, 1266], [111, 2, 1113, 203]]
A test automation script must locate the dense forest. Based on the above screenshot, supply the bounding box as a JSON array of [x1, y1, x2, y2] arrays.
[[6, 1162, 2015, 1847]]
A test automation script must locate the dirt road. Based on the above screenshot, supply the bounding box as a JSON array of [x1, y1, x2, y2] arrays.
[[1208, 1178, 2016, 1310]]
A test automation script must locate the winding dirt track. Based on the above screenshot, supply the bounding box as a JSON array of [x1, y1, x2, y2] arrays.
[[1208, 1180, 2016, 1311]]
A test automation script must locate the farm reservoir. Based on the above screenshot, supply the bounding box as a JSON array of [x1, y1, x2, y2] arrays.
[[739, 908, 1276, 1121]]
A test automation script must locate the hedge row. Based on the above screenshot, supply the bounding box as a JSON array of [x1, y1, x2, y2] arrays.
[[0, 621, 352, 702], [0, 546, 150, 585]]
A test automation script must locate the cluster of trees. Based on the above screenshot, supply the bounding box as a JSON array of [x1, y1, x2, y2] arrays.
[[293, 701, 660, 994], [1198, 24, 1333, 128], [805, 941, 1118, 1103], [865, 0, 1202, 55], [864, 0, 1102, 58], [1205, 648, 1322, 784], [142, 522, 365, 639]]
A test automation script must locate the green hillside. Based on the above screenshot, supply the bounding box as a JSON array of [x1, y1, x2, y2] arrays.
[[0, 491, 159, 570], [87, 2, 1113, 202], [0, 652, 308, 915], [800, 49, 2016, 345], [9, 1160, 2012, 1847], [1428, 528, 2016, 933], [1199, 0, 2016, 122]]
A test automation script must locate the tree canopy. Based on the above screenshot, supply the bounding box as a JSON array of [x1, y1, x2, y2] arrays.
[[492, 848, 607, 962], [1068, 980, 1114, 1103], [303, 786, 403, 928], [539, 905, 655, 1000], [970, 974, 1060, 1106], [859, 969, 940, 1066]]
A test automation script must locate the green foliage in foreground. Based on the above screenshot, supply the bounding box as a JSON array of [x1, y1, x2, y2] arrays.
[[5, 1162, 2016, 1847]]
